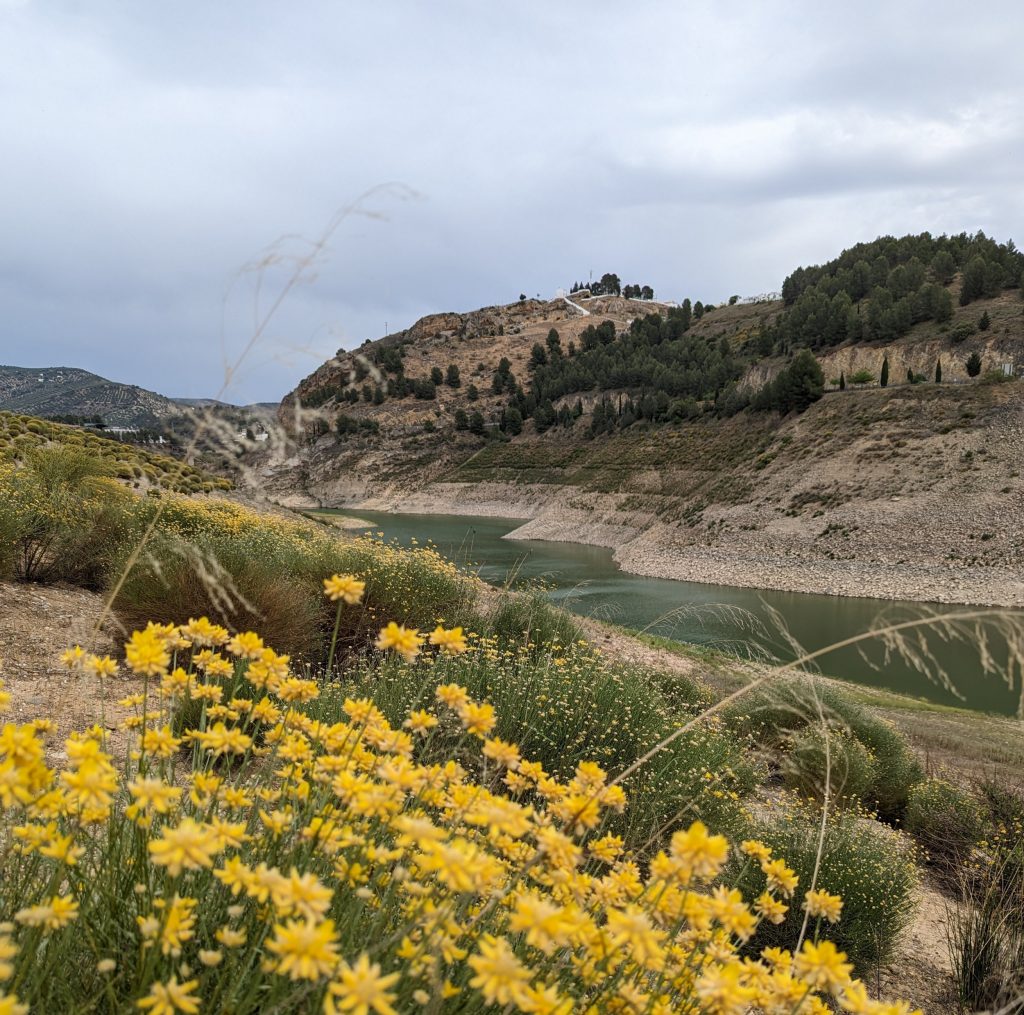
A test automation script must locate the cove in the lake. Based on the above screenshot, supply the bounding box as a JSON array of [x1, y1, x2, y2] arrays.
[[320, 508, 1019, 717]]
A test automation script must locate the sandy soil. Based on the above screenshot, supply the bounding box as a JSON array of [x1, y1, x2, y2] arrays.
[[0, 582, 138, 757]]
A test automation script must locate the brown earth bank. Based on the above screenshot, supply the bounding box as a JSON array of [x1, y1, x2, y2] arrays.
[[258, 379, 1024, 608]]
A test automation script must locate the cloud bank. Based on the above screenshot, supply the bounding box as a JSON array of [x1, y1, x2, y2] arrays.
[[1, 0, 1021, 402]]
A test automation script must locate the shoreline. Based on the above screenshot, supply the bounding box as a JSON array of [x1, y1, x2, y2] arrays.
[[317, 492, 1024, 610]]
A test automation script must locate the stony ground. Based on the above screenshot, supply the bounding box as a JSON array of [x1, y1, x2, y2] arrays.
[[0, 582, 137, 758]]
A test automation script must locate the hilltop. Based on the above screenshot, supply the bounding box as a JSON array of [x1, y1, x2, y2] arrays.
[[0, 365, 186, 428], [256, 232, 1024, 606], [0, 364, 276, 432]]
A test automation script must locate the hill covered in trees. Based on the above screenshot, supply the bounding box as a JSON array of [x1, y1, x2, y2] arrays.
[[284, 231, 1022, 446]]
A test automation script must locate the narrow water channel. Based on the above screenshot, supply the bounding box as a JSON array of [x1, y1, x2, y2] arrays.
[[322, 509, 1020, 716]]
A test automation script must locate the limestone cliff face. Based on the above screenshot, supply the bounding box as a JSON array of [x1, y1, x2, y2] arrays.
[[741, 331, 1022, 390]]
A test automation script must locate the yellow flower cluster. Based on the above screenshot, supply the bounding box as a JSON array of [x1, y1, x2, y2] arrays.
[[0, 611, 919, 1014]]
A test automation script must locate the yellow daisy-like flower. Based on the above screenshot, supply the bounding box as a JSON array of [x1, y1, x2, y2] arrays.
[[804, 888, 844, 923], [124, 630, 170, 677], [60, 645, 86, 671], [435, 683, 470, 709], [457, 700, 496, 737], [375, 623, 424, 664], [482, 737, 520, 770], [147, 818, 220, 876], [323, 574, 366, 605], [402, 709, 439, 734], [670, 820, 729, 880], [84, 654, 118, 678], [0, 993, 28, 1015], [135, 975, 201, 1014], [467, 935, 531, 1008], [428, 625, 468, 655], [226, 631, 265, 660], [324, 953, 400, 1015], [266, 918, 339, 980], [753, 891, 788, 925], [761, 857, 800, 898], [793, 939, 854, 994], [14, 894, 78, 930]]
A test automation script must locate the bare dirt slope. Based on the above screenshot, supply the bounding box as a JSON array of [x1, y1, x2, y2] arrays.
[[0, 582, 136, 755]]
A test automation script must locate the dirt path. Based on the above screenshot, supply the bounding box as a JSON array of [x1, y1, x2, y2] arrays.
[[0, 581, 137, 756]]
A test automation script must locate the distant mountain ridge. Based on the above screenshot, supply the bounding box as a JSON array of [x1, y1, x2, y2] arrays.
[[0, 366, 274, 428], [0, 365, 183, 427]]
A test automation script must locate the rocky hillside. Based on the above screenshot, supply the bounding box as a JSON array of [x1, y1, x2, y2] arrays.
[[256, 241, 1024, 607]]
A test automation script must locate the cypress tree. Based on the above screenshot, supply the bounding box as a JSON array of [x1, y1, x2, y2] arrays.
[[935, 358, 942, 383], [880, 356, 889, 387], [907, 366, 914, 384], [839, 371, 846, 391]]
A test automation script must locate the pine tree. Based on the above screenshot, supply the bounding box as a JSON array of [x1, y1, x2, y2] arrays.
[[966, 351, 983, 377], [880, 356, 889, 387], [978, 310, 991, 331]]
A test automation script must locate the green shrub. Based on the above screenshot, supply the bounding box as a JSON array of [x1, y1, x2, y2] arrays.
[[475, 586, 584, 651], [951, 320, 976, 343], [782, 725, 876, 803], [0, 448, 137, 587], [905, 778, 986, 862], [322, 643, 757, 850], [726, 680, 921, 818], [730, 800, 917, 973], [113, 514, 473, 665]]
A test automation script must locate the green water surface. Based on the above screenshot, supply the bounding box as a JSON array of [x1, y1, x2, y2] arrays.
[[323, 509, 1020, 716]]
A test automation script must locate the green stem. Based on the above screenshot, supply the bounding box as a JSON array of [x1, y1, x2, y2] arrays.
[[325, 602, 343, 677]]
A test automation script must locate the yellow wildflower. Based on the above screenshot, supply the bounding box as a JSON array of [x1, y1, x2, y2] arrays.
[[266, 917, 339, 980], [124, 629, 170, 677], [148, 818, 220, 876], [323, 574, 365, 605], [428, 625, 469, 655], [375, 623, 423, 663], [467, 935, 531, 1008], [324, 953, 400, 1015], [135, 976, 200, 1014], [804, 888, 844, 923], [793, 939, 854, 994]]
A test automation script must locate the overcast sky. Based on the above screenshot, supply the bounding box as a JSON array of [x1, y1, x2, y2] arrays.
[[1, 1, 1022, 403]]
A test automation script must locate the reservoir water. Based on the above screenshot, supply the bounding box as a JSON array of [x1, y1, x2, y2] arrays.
[[323, 509, 1021, 716]]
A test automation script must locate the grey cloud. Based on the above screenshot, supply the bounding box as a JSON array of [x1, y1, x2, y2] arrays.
[[0, 0, 1022, 402]]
